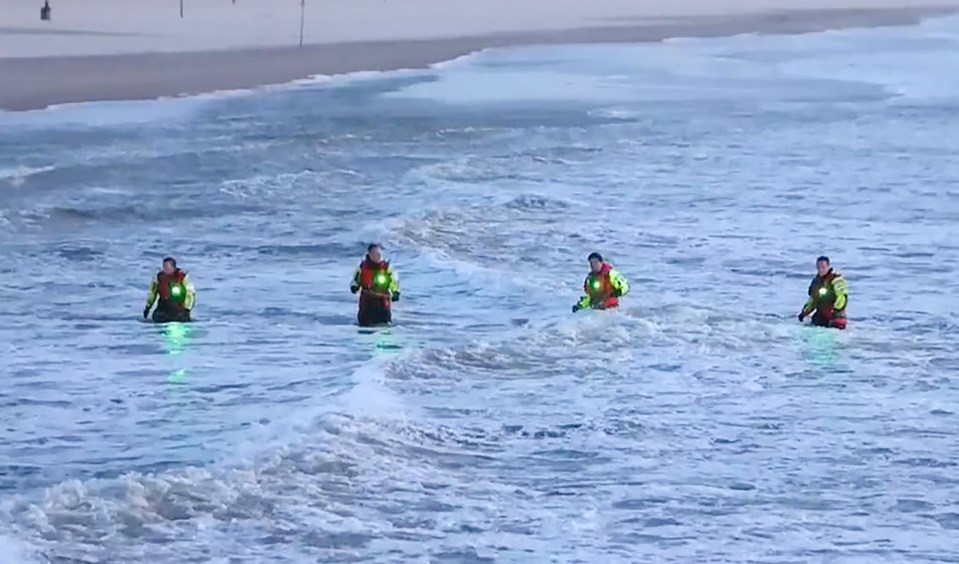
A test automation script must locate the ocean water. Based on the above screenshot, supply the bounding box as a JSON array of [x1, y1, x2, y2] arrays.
[[2, 15, 959, 564]]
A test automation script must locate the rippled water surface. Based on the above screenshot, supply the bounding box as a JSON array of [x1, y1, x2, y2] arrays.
[[2, 16, 959, 564]]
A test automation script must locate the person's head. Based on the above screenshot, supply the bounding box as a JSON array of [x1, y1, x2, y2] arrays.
[[367, 244, 383, 263], [588, 252, 604, 273], [816, 255, 831, 276], [162, 257, 177, 275]]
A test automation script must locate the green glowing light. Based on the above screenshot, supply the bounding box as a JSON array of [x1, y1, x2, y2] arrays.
[[375, 273, 388, 286], [591, 280, 602, 290], [818, 287, 828, 296], [171, 284, 184, 299]]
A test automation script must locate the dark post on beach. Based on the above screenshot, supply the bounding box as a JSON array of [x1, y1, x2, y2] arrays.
[[40, 0, 51, 21], [299, 0, 306, 47], [180, 0, 184, 18]]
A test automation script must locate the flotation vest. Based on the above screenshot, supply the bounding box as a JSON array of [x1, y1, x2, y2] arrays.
[[808, 269, 843, 317], [359, 259, 392, 296], [584, 263, 618, 308], [157, 269, 187, 307]]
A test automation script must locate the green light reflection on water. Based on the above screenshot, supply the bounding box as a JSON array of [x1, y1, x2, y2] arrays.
[[799, 326, 839, 367], [163, 322, 192, 355], [358, 327, 404, 359], [161, 322, 193, 383]]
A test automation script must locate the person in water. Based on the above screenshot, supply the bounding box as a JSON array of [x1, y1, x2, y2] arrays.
[[351, 244, 400, 326], [572, 252, 630, 312], [798, 255, 848, 330], [144, 257, 196, 323]]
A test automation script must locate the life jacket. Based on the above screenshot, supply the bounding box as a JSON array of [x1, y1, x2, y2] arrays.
[[808, 269, 843, 318], [584, 263, 618, 308], [157, 269, 187, 308], [359, 259, 392, 302]]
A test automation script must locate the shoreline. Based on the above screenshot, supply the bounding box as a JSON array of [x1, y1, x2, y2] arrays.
[[1, 6, 956, 112]]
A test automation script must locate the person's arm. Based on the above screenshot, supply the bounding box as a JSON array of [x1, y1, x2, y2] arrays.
[[609, 269, 629, 297], [573, 277, 591, 312], [388, 266, 400, 300], [573, 295, 591, 312], [182, 273, 196, 311], [350, 266, 361, 294], [831, 275, 848, 312], [799, 279, 816, 318], [144, 278, 158, 318]]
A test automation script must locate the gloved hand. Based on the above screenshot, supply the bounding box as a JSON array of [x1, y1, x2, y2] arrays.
[[391, 292, 400, 302], [613, 288, 622, 297], [350, 284, 359, 294], [142, 307, 150, 319], [797, 311, 806, 322], [572, 304, 581, 313]]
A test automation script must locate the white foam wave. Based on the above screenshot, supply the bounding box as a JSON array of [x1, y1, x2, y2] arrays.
[[0, 407, 478, 563], [384, 193, 582, 296], [382, 14, 959, 104], [0, 534, 44, 564], [340, 356, 417, 419], [0, 165, 56, 188], [283, 67, 433, 90], [0, 62, 436, 130], [428, 49, 490, 71], [218, 170, 318, 200], [665, 13, 959, 99]]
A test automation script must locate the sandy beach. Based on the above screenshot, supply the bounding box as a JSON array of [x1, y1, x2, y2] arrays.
[[1, 0, 958, 111]]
